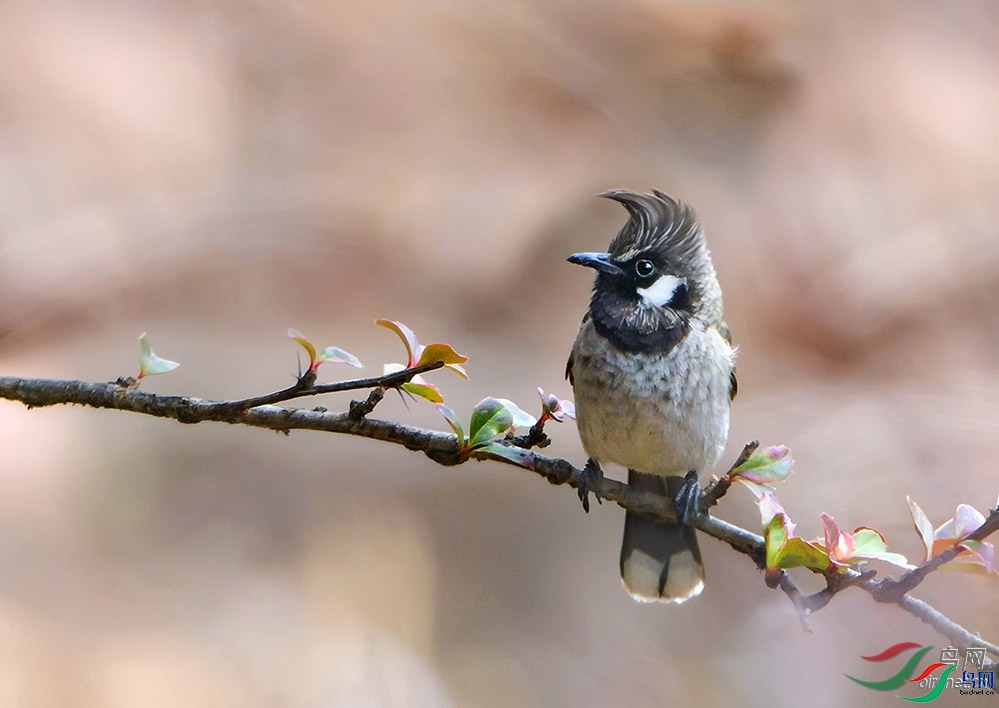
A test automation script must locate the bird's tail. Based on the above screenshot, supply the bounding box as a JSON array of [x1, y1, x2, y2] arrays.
[[620, 470, 704, 603]]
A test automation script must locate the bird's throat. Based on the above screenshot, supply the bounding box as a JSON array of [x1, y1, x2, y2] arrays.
[[589, 298, 689, 355]]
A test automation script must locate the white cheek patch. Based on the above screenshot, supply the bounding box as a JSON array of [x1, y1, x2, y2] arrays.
[[636, 274, 685, 308]]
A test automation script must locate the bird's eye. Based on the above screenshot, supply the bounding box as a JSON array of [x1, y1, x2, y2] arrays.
[[635, 259, 656, 278]]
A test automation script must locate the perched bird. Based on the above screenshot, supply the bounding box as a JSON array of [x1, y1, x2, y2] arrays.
[[566, 189, 736, 603]]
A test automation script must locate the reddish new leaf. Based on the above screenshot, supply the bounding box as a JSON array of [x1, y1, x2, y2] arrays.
[[376, 319, 421, 367], [907, 497, 996, 575], [729, 445, 793, 485], [820, 513, 912, 569], [418, 343, 469, 379], [288, 329, 317, 366]]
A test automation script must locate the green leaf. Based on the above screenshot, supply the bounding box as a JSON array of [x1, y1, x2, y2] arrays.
[[764, 513, 832, 577], [384, 365, 444, 403], [480, 442, 536, 469], [777, 537, 833, 573], [492, 398, 537, 430], [376, 319, 420, 367], [401, 381, 444, 404], [137, 333, 180, 379], [435, 404, 465, 444], [417, 343, 469, 379], [288, 328, 318, 366], [849, 528, 914, 569], [317, 346, 363, 369], [468, 397, 514, 448], [848, 527, 886, 555], [730, 445, 793, 485], [763, 513, 791, 580]]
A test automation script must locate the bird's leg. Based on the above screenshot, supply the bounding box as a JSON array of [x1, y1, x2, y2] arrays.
[[577, 458, 604, 513], [674, 469, 701, 525]]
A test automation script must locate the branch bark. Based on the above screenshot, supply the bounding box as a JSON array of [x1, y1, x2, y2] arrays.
[[1, 374, 997, 659]]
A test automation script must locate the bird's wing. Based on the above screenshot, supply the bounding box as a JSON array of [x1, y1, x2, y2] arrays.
[[565, 313, 590, 386], [719, 320, 738, 401]]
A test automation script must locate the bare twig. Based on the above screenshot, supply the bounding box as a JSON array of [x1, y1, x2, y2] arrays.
[[349, 388, 386, 420], [892, 594, 999, 657], [774, 571, 813, 633], [511, 418, 551, 450], [702, 440, 759, 510]]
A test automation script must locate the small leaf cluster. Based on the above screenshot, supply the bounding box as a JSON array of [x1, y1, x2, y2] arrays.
[[909, 497, 996, 575], [435, 388, 577, 467], [133, 322, 574, 466], [727, 447, 995, 581], [436, 398, 534, 466], [288, 329, 363, 374], [375, 319, 467, 403]]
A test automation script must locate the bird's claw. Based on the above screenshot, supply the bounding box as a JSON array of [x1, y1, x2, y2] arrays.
[[675, 469, 701, 525], [577, 459, 604, 513]]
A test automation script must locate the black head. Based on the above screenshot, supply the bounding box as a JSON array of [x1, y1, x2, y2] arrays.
[[568, 190, 718, 354]]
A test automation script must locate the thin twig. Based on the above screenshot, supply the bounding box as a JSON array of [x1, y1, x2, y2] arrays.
[[702, 440, 759, 510], [775, 571, 813, 633], [871, 506, 999, 602], [219, 360, 445, 410], [893, 594, 999, 656], [511, 418, 551, 449], [349, 388, 386, 420]]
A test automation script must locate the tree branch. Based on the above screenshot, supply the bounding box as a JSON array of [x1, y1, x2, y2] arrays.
[[870, 506, 999, 602], [212, 359, 445, 410], [1, 374, 996, 659]]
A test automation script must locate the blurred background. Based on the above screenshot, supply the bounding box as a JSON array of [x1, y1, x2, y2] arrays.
[[1, 0, 997, 706]]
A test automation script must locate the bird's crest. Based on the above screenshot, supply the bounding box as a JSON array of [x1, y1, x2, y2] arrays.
[[601, 189, 704, 264]]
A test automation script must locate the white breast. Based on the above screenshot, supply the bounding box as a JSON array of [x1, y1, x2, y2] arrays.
[[570, 318, 733, 476]]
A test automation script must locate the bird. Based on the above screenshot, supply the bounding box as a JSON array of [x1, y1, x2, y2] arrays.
[[565, 189, 736, 603]]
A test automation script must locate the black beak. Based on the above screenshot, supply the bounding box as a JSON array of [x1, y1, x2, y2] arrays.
[[567, 252, 624, 276]]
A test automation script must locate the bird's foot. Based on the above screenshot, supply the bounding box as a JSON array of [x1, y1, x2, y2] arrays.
[[675, 469, 701, 525], [577, 458, 604, 514]]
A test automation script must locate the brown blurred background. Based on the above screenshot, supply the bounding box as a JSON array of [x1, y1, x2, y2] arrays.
[[1, 1, 997, 706]]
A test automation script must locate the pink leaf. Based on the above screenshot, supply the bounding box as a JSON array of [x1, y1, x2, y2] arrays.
[[376, 319, 421, 367], [907, 496, 935, 562], [953, 504, 986, 540]]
